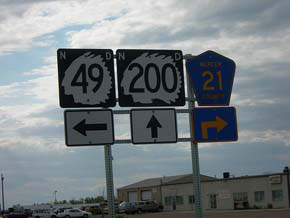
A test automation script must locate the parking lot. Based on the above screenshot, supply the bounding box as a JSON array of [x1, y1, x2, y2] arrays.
[[94, 208, 290, 218]]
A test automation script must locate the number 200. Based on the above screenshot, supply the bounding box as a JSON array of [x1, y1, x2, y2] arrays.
[[129, 63, 178, 93]]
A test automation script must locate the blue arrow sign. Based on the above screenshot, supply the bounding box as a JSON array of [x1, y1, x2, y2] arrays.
[[186, 50, 236, 106], [193, 107, 238, 142]]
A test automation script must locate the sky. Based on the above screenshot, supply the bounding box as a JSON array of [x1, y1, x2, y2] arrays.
[[0, 0, 290, 207]]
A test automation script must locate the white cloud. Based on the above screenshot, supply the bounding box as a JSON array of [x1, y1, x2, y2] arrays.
[[0, 0, 127, 55], [231, 93, 277, 107], [0, 135, 65, 151], [1, 0, 290, 207], [239, 129, 290, 146]]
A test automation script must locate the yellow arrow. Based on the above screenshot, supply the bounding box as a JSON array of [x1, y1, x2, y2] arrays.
[[201, 116, 228, 139]]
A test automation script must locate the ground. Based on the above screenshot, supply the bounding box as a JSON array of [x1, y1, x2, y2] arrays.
[[96, 208, 290, 218]]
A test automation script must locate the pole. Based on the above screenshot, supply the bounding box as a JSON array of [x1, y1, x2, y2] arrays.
[[1, 174, 4, 214], [54, 190, 57, 204], [104, 145, 115, 218], [185, 57, 204, 218]]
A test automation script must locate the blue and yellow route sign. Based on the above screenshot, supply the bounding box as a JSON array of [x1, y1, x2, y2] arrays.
[[186, 50, 236, 106], [193, 107, 238, 142]]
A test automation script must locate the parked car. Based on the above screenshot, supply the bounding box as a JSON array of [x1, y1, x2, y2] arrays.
[[102, 203, 119, 214], [53, 208, 72, 215], [118, 202, 137, 214], [137, 201, 163, 213], [56, 208, 91, 218], [31, 209, 56, 218], [3, 208, 29, 218], [82, 205, 102, 215], [119, 201, 163, 214]]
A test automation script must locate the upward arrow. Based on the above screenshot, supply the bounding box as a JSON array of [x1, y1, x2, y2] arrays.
[[146, 115, 162, 138]]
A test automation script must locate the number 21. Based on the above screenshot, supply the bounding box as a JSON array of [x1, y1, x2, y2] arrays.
[[202, 71, 222, 91]]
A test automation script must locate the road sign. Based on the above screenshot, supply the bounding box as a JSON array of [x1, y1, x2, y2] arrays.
[[116, 49, 185, 107], [57, 49, 116, 108], [64, 109, 114, 146], [186, 50, 236, 106], [193, 107, 238, 142], [130, 109, 177, 144]]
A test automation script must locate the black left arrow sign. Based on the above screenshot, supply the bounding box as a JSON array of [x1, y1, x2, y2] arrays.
[[146, 115, 162, 138], [73, 119, 107, 136]]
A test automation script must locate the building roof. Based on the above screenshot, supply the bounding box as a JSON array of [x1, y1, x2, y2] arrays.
[[202, 172, 289, 183], [163, 174, 216, 186], [118, 171, 290, 190], [118, 173, 215, 190]]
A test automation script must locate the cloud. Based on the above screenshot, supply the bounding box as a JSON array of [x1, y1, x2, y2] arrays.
[[1, 0, 290, 207], [0, 0, 127, 55], [239, 130, 290, 146]]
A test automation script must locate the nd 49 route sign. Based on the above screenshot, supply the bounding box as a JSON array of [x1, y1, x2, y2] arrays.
[[186, 50, 236, 106], [193, 107, 238, 143], [116, 49, 185, 107], [57, 49, 116, 108]]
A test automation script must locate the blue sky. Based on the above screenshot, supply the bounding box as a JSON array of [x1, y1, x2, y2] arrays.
[[1, 0, 290, 207]]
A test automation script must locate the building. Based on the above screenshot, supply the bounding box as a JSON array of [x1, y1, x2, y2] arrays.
[[117, 174, 215, 205], [117, 170, 290, 211]]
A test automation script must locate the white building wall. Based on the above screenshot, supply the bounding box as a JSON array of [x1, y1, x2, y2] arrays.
[[203, 174, 289, 210], [162, 183, 195, 211], [162, 174, 289, 211]]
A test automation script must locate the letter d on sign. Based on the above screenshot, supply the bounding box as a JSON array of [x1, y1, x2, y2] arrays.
[[175, 52, 181, 61], [106, 52, 112, 60]]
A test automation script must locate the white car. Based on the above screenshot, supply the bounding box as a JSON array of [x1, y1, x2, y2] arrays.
[[31, 209, 56, 218], [56, 208, 91, 218]]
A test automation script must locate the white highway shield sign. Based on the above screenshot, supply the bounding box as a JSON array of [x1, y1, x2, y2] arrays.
[[57, 49, 116, 108], [130, 109, 177, 144], [117, 49, 185, 107], [64, 109, 114, 146]]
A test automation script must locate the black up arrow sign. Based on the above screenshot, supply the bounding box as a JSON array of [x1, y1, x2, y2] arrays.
[[74, 119, 107, 136], [146, 115, 162, 138]]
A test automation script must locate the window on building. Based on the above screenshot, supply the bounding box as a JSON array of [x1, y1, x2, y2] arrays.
[[164, 196, 172, 206], [254, 191, 265, 202], [233, 192, 248, 201], [188, 195, 195, 204], [272, 190, 283, 201], [176, 196, 184, 205]]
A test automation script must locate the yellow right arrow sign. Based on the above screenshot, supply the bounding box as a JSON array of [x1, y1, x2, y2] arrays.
[[201, 116, 228, 139]]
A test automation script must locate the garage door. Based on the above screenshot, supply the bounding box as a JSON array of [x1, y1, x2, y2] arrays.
[[141, 190, 152, 200], [128, 191, 138, 202]]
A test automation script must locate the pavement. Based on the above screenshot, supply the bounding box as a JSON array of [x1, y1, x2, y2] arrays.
[[94, 208, 290, 218]]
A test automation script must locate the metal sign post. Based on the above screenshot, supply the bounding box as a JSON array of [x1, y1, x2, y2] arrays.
[[185, 55, 204, 218], [104, 144, 115, 218]]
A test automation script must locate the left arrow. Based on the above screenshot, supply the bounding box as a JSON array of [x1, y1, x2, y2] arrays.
[[73, 119, 107, 136]]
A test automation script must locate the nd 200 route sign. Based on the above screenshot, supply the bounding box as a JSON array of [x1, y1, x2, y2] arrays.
[[186, 50, 236, 106], [116, 49, 185, 107], [193, 107, 238, 143], [57, 49, 116, 108]]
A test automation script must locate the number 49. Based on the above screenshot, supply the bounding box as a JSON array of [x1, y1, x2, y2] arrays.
[[202, 71, 223, 91]]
